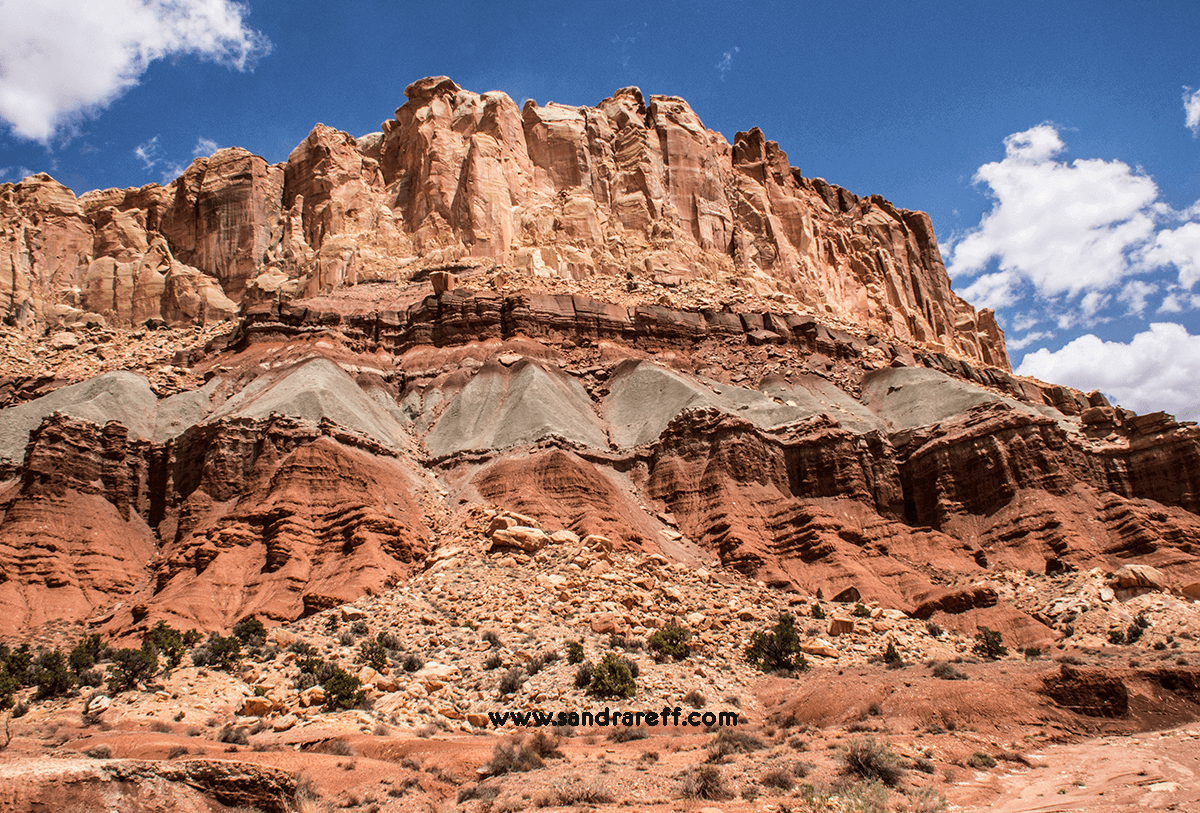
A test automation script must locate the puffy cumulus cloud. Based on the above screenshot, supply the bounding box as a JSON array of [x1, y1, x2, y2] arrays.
[[0, 0, 270, 143], [1017, 322, 1200, 421], [949, 124, 1160, 307], [1186, 87, 1200, 137], [1143, 221, 1200, 290]]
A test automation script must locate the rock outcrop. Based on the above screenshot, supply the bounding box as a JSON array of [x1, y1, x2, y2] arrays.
[[0, 78, 1007, 373]]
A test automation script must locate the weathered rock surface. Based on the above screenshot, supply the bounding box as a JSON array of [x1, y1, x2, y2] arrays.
[[0, 79, 1007, 374]]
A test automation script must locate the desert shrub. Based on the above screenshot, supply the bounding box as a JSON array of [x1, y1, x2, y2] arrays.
[[337, 631, 355, 647], [1125, 620, 1147, 644], [485, 736, 544, 775], [107, 647, 158, 693], [0, 669, 19, 711], [358, 639, 388, 671], [914, 756, 936, 774], [566, 640, 584, 664], [1024, 646, 1043, 659], [206, 635, 242, 671], [573, 661, 593, 689], [905, 786, 948, 813], [842, 736, 904, 786], [711, 728, 766, 754], [619, 655, 640, 679], [587, 653, 636, 699], [232, 617, 267, 646], [218, 725, 249, 745], [760, 767, 795, 790], [811, 602, 826, 619], [457, 784, 500, 803], [745, 613, 807, 673], [316, 738, 354, 756], [484, 652, 503, 671], [931, 662, 967, 680], [883, 641, 905, 669], [679, 765, 730, 800], [967, 751, 997, 769], [608, 634, 640, 651], [853, 602, 872, 618], [1108, 628, 1126, 645], [972, 627, 1008, 660], [525, 654, 546, 676], [543, 775, 615, 805], [142, 621, 188, 671], [321, 667, 366, 710], [647, 625, 691, 661], [349, 620, 369, 636], [608, 726, 650, 742], [527, 730, 563, 758], [3, 644, 34, 686], [77, 668, 104, 688], [85, 744, 113, 759], [69, 634, 105, 674], [684, 689, 706, 708], [925, 621, 943, 638], [482, 630, 501, 648], [401, 653, 424, 672], [33, 649, 73, 700], [498, 667, 526, 696], [167, 745, 190, 759]]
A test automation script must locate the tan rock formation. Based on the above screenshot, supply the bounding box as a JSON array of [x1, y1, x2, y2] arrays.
[[0, 78, 1008, 371]]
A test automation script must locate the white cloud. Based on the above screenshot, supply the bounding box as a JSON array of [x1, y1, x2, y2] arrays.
[[1185, 86, 1200, 137], [949, 124, 1160, 303], [0, 0, 270, 143], [193, 136, 220, 157], [1118, 280, 1156, 316], [135, 135, 161, 169], [1143, 221, 1200, 289], [716, 47, 739, 80], [1006, 330, 1053, 352], [0, 166, 35, 183], [1157, 292, 1200, 314], [1017, 322, 1200, 421]]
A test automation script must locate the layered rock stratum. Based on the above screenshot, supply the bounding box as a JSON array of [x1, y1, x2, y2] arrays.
[[0, 76, 1197, 651]]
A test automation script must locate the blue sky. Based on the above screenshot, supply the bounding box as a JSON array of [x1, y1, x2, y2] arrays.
[[2, 0, 1199, 420]]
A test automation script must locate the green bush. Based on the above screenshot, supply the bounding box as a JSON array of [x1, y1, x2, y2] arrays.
[[0, 668, 19, 710], [972, 627, 1008, 660], [358, 638, 388, 671], [587, 653, 636, 699], [208, 635, 242, 671], [852, 603, 872, 618], [566, 640, 585, 664], [321, 667, 366, 710], [108, 647, 158, 693], [811, 603, 826, 620], [33, 650, 73, 700], [745, 613, 807, 673], [143, 621, 187, 671], [3, 644, 34, 686], [69, 634, 105, 674], [883, 640, 905, 669], [647, 625, 691, 661], [574, 661, 593, 689], [232, 617, 267, 646]]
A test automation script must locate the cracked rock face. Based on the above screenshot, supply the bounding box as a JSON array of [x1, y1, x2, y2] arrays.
[[0, 78, 1006, 372]]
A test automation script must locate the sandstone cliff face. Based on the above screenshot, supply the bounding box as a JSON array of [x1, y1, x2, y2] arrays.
[[0, 78, 1008, 373]]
